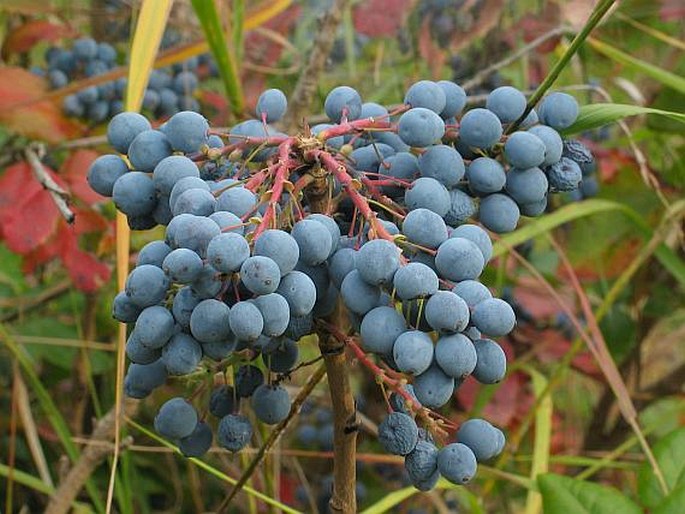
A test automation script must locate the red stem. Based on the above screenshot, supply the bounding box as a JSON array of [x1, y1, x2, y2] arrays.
[[253, 140, 294, 238], [315, 150, 396, 242]]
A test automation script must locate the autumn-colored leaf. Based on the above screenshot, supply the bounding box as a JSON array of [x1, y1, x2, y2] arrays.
[[2, 21, 73, 57], [3, 179, 59, 254], [60, 149, 102, 205], [57, 225, 111, 292], [0, 67, 82, 142], [352, 0, 411, 37]]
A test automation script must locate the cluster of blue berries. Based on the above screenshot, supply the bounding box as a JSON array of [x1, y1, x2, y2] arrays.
[[33, 37, 212, 124], [90, 79, 598, 490]]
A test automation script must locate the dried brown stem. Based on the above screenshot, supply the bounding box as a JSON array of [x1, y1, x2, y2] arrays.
[[44, 398, 139, 514], [25, 144, 74, 224]]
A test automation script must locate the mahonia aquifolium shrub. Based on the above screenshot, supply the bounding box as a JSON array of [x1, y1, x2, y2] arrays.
[[33, 37, 216, 124], [91, 79, 595, 490]]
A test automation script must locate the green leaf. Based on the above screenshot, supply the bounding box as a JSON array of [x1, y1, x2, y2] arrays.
[[589, 38, 685, 95], [492, 199, 685, 288], [563, 103, 685, 134], [638, 427, 685, 508], [654, 484, 685, 514], [192, 0, 244, 116], [538, 473, 642, 514]]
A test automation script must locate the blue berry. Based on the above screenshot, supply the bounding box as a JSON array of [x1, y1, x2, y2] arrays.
[[417, 144, 465, 187], [251, 385, 291, 424], [360, 306, 406, 354], [437, 443, 477, 484], [528, 125, 563, 166], [413, 364, 455, 408], [546, 157, 582, 192], [356, 239, 400, 286], [538, 92, 579, 130], [478, 194, 520, 233], [162, 248, 203, 283], [179, 421, 212, 457], [472, 338, 507, 384], [471, 298, 516, 336], [393, 330, 434, 375], [506, 166, 548, 205], [435, 334, 477, 378], [435, 237, 485, 281], [425, 291, 470, 333], [452, 280, 492, 308], [438, 80, 466, 118], [504, 132, 546, 169], [256, 88, 287, 122], [398, 108, 445, 147], [486, 86, 527, 123], [393, 263, 439, 300], [240, 256, 282, 295], [164, 111, 209, 153], [154, 398, 197, 439], [152, 156, 200, 195], [378, 412, 419, 456], [459, 108, 503, 149], [128, 130, 173, 172], [404, 80, 446, 114], [189, 299, 232, 343], [324, 86, 362, 122], [87, 155, 128, 197], [162, 333, 202, 375], [457, 418, 504, 461], [450, 224, 492, 263], [402, 208, 448, 249], [207, 233, 250, 273], [218, 414, 253, 452]]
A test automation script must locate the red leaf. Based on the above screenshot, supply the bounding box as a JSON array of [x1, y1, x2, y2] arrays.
[[418, 18, 446, 79], [57, 225, 111, 292], [3, 183, 59, 254], [352, 0, 411, 37], [60, 149, 103, 205], [0, 161, 33, 217], [70, 206, 111, 236], [2, 21, 73, 57], [0, 67, 83, 143]]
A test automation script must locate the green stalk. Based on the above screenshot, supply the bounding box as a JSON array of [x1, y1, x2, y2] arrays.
[[509, 0, 617, 133], [233, 0, 245, 64], [191, 0, 245, 117], [0, 324, 105, 513]]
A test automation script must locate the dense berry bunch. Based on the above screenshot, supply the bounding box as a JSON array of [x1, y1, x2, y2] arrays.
[[34, 37, 214, 123], [93, 79, 595, 491]]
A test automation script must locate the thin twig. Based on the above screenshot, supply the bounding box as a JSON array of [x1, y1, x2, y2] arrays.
[[508, 0, 618, 133], [24, 144, 75, 223], [282, 0, 350, 130], [462, 26, 570, 91], [217, 362, 327, 512]]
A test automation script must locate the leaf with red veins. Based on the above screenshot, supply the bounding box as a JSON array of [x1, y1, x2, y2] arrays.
[[353, 0, 411, 37], [0, 67, 83, 142], [60, 149, 103, 205], [2, 21, 74, 57], [57, 225, 111, 292]]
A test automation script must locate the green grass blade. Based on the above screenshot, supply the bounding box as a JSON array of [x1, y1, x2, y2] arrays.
[[523, 367, 553, 514], [126, 419, 302, 514], [589, 37, 685, 95], [233, 0, 245, 63], [492, 199, 685, 287], [192, 0, 244, 117], [508, 0, 617, 132], [0, 324, 105, 513], [563, 103, 685, 134]]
